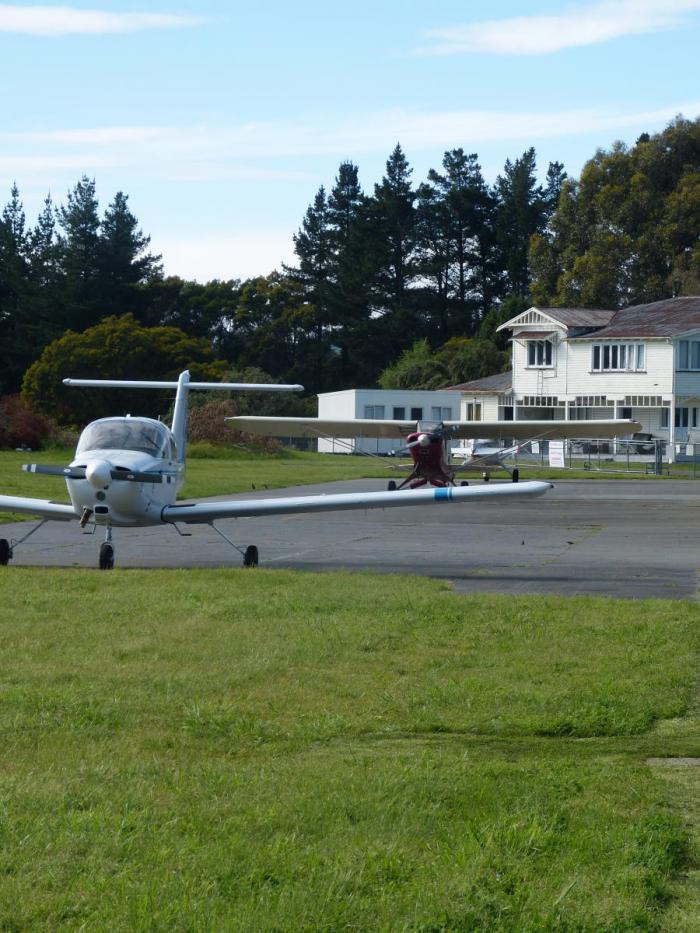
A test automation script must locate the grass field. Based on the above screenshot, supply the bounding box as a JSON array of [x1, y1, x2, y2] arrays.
[[0, 569, 699, 930]]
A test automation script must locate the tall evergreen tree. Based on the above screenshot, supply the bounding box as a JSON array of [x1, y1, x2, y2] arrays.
[[372, 144, 417, 313], [57, 176, 102, 331], [0, 183, 29, 392], [494, 148, 547, 298], [98, 191, 162, 317], [286, 186, 335, 392]]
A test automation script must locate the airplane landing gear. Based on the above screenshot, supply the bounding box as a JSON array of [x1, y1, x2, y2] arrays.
[[99, 527, 115, 570], [0, 520, 47, 567], [482, 472, 490, 482], [387, 480, 397, 491], [208, 522, 260, 568], [512, 468, 520, 483]]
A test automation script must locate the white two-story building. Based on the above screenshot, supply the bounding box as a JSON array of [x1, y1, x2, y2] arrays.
[[450, 297, 700, 459]]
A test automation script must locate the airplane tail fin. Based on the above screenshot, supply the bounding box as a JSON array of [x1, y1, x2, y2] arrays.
[[63, 372, 304, 464]]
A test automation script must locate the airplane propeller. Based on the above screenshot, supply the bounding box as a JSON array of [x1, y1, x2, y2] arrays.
[[23, 463, 164, 484], [393, 423, 459, 455]]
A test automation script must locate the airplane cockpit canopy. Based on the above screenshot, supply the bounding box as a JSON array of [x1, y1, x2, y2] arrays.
[[77, 418, 173, 458]]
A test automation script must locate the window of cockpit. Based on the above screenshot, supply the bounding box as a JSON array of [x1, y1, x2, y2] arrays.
[[76, 419, 171, 456]]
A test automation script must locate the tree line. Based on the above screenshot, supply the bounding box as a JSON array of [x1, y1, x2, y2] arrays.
[[1, 115, 699, 420]]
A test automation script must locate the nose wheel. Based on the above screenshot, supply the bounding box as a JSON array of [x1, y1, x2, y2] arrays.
[[98, 528, 115, 570]]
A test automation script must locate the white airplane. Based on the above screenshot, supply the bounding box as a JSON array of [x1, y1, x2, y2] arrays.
[[227, 415, 641, 487], [0, 371, 554, 569]]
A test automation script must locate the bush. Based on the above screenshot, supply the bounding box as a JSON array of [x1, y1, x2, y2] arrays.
[[0, 395, 57, 450], [187, 398, 282, 454]]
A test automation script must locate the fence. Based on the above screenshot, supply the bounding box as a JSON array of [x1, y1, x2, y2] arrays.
[[511, 438, 700, 478]]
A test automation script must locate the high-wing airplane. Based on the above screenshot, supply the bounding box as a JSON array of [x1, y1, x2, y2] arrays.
[[0, 372, 554, 569], [227, 415, 641, 489]]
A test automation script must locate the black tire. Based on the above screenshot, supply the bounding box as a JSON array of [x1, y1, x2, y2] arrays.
[[243, 545, 259, 568], [99, 542, 114, 570], [0, 539, 11, 566], [460, 480, 469, 487], [387, 480, 397, 491], [512, 468, 520, 483], [483, 473, 490, 482]]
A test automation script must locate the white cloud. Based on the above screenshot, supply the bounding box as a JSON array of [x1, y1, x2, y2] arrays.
[[4, 100, 699, 174], [0, 4, 201, 36], [419, 0, 700, 56], [154, 233, 296, 283]]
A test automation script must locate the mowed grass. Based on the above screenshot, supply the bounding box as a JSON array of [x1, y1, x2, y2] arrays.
[[0, 568, 698, 930]]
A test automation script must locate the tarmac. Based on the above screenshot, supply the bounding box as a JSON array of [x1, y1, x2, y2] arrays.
[[2, 478, 699, 599]]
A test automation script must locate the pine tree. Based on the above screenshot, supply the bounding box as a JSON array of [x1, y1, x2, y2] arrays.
[[0, 183, 30, 392], [57, 176, 102, 330], [98, 191, 162, 317], [494, 148, 547, 298], [287, 186, 335, 392], [372, 144, 417, 312]]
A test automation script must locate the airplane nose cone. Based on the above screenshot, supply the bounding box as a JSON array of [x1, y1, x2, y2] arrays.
[[418, 434, 431, 448], [85, 459, 112, 489]]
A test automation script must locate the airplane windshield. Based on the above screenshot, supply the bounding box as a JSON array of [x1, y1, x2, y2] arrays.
[[77, 419, 171, 457]]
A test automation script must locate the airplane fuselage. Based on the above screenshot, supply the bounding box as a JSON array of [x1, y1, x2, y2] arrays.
[[66, 417, 184, 526]]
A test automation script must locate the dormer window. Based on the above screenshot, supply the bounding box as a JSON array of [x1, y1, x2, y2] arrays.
[[527, 339, 553, 367]]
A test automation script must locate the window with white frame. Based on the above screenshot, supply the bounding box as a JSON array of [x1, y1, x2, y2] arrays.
[[677, 340, 700, 370], [431, 406, 452, 420], [527, 340, 553, 367], [591, 343, 645, 371], [363, 405, 385, 419], [465, 402, 482, 421], [675, 407, 699, 428]]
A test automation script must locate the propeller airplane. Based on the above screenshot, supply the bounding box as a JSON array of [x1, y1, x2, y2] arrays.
[[0, 372, 555, 569], [226, 415, 642, 489]]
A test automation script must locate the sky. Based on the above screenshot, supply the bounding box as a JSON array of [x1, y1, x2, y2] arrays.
[[1, 0, 699, 282]]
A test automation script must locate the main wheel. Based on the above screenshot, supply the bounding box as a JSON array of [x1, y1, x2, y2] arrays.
[[387, 480, 397, 491], [460, 480, 469, 487], [243, 545, 259, 568], [512, 468, 520, 483], [99, 542, 114, 570], [482, 473, 490, 482], [0, 539, 11, 566]]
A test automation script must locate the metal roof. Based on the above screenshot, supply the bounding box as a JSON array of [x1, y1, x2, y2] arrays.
[[568, 297, 700, 339], [444, 371, 513, 393], [537, 308, 615, 327]]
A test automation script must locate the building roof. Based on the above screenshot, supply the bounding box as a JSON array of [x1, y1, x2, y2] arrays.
[[536, 308, 616, 328], [443, 371, 512, 393], [568, 297, 700, 339]]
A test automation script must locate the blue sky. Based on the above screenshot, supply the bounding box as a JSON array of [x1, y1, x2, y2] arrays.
[[1, 0, 699, 282]]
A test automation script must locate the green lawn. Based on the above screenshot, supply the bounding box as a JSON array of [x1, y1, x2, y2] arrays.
[[0, 569, 698, 930]]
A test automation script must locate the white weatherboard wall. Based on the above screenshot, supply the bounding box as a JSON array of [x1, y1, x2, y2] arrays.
[[317, 389, 461, 454]]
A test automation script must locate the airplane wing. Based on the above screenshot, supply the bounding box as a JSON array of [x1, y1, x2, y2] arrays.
[[161, 480, 552, 524], [0, 495, 77, 521], [229, 416, 641, 441], [227, 416, 413, 439], [442, 419, 641, 440]]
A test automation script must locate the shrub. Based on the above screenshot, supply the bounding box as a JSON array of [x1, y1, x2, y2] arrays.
[[0, 395, 56, 450]]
